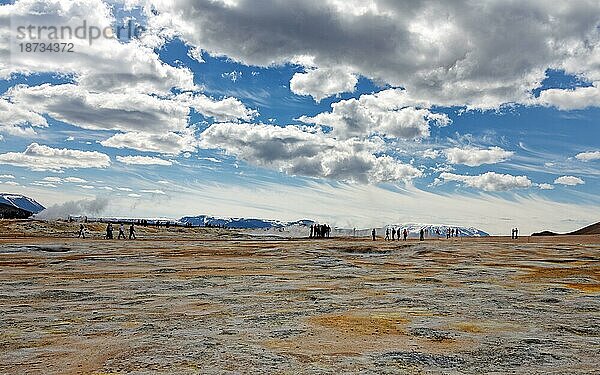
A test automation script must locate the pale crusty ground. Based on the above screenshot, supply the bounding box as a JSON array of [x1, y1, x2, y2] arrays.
[[0, 220, 599, 374]]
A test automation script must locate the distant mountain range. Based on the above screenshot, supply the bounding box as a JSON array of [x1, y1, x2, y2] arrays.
[[0, 193, 45, 219], [179, 215, 314, 229], [379, 224, 489, 238], [332, 224, 488, 239], [179, 215, 489, 238]]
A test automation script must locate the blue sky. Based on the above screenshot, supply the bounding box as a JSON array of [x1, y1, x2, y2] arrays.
[[0, 0, 599, 234]]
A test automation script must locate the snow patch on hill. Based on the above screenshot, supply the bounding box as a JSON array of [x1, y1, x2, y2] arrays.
[[0, 193, 45, 214]]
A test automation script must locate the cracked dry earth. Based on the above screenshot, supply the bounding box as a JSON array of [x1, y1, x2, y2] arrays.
[[0, 230, 599, 374]]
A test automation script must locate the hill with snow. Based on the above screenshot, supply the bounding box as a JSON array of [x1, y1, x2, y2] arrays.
[[380, 224, 489, 238], [179, 215, 314, 229], [0, 193, 45, 219]]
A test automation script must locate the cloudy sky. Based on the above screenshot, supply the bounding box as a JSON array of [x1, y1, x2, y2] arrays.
[[0, 0, 599, 234]]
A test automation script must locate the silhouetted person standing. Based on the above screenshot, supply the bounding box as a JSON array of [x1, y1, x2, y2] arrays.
[[372, 228, 376, 241], [310, 224, 314, 238], [129, 224, 136, 240], [403, 229, 408, 241], [392, 228, 396, 240], [419, 228, 424, 241], [515, 227, 519, 239], [77, 224, 85, 239]]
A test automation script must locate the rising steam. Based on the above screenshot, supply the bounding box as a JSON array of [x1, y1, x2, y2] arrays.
[[35, 197, 109, 220]]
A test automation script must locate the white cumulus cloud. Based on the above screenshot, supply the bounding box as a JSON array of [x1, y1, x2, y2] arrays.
[[537, 183, 555, 190], [116, 155, 173, 166], [0, 143, 110, 171], [444, 146, 514, 167], [200, 122, 422, 184], [554, 175, 585, 186], [290, 67, 358, 102], [6, 84, 189, 134], [101, 131, 197, 155], [148, 0, 600, 109], [575, 151, 600, 162], [538, 84, 600, 110], [0, 98, 47, 137], [298, 88, 450, 139], [438, 172, 532, 192]]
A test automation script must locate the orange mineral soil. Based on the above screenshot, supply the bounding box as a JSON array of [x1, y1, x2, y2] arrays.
[[0, 220, 599, 373]]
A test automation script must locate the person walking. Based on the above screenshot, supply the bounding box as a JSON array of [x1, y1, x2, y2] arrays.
[[77, 223, 86, 239], [118, 223, 126, 239], [105, 223, 113, 239], [392, 228, 396, 241], [372, 228, 376, 241], [129, 224, 136, 240], [385, 228, 390, 240]]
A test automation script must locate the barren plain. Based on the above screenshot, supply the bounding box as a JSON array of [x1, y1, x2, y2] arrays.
[[0, 220, 599, 374]]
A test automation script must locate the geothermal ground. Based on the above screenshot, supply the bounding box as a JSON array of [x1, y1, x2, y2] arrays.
[[0, 221, 599, 374]]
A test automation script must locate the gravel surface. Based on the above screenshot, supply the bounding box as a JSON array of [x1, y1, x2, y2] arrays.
[[0, 225, 598, 374]]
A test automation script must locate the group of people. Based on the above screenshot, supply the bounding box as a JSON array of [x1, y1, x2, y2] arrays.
[[310, 223, 331, 238], [380, 227, 461, 241], [446, 228, 460, 239], [383, 227, 409, 241], [511, 227, 519, 239], [105, 222, 136, 240], [75, 222, 136, 239]]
